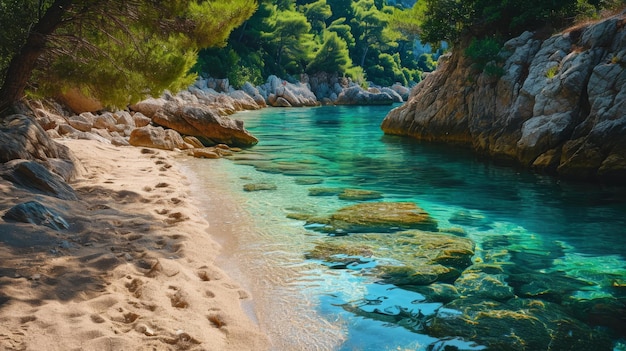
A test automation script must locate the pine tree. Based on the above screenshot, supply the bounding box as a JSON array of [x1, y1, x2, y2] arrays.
[[0, 0, 257, 114]]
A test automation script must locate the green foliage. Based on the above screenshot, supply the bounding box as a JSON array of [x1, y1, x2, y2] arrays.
[[307, 31, 352, 73], [0, 0, 257, 109], [545, 65, 560, 79], [196, 0, 432, 87], [464, 37, 505, 77], [262, 7, 315, 75], [304, 0, 332, 34], [465, 37, 502, 68], [414, 0, 623, 46]]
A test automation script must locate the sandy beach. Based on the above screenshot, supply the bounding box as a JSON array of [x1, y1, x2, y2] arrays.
[[0, 139, 270, 351]]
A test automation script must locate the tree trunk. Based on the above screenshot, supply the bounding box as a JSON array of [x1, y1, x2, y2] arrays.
[[359, 45, 369, 68], [0, 0, 73, 116]]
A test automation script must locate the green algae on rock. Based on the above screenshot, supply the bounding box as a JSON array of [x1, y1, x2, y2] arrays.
[[308, 230, 475, 286], [303, 202, 438, 234], [427, 297, 613, 351], [337, 189, 383, 201], [242, 183, 277, 192]]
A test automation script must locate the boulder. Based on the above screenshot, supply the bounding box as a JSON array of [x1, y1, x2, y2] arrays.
[[113, 111, 135, 128], [380, 87, 404, 103], [335, 86, 394, 105], [152, 101, 258, 147], [132, 112, 151, 127], [228, 90, 261, 110], [189, 148, 220, 159], [258, 75, 318, 107], [390, 83, 410, 101], [183, 136, 204, 148], [68, 113, 94, 132], [57, 87, 103, 113], [242, 82, 268, 108], [0, 114, 75, 164], [2, 200, 70, 231], [0, 160, 77, 200], [92, 112, 118, 131], [130, 97, 167, 118], [129, 125, 186, 151]]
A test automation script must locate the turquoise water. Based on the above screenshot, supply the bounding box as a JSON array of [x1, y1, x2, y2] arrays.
[[184, 105, 626, 350]]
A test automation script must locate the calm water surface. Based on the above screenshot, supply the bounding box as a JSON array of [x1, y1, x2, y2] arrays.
[[183, 105, 626, 350]]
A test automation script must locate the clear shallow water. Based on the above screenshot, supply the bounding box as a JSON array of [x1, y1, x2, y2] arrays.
[[184, 105, 626, 350]]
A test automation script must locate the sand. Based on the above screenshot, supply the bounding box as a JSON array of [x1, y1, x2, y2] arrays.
[[0, 139, 270, 351]]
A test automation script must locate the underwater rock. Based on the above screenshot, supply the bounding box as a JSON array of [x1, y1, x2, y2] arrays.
[[407, 283, 460, 303], [427, 297, 612, 351], [507, 271, 595, 303], [309, 202, 438, 234], [243, 183, 277, 192], [308, 187, 344, 197], [454, 272, 515, 302], [294, 177, 324, 185], [308, 230, 475, 285], [337, 189, 383, 201], [448, 210, 492, 229]]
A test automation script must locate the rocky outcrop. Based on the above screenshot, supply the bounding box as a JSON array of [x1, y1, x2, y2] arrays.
[[257, 75, 319, 107], [129, 125, 187, 150], [335, 86, 395, 105], [0, 160, 77, 200], [381, 12, 626, 183], [151, 101, 258, 147]]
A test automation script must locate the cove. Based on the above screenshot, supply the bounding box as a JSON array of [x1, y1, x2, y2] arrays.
[[182, 105, 626, 350]]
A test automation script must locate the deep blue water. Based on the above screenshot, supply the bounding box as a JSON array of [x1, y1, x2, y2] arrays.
[[186, 105, 626, 350]]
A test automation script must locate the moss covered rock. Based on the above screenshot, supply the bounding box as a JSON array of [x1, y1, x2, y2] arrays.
[[427, 297, 612, 350], [306, 202, 438, 234], [308, 230, 475, 285]]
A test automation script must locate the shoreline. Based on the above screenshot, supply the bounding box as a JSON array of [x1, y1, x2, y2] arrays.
[[0, 139, 270, 350]]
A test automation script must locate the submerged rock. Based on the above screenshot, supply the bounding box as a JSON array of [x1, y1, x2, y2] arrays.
[[304, 202, 438, 234], [427, 297, 612, 350], [337, 189, 383, 201], [243, 183, 277, 192], [308, 230, 475, 285]]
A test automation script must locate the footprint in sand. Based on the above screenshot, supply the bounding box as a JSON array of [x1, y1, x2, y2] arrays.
[[165, 212, 188, 224], [207, 313, 227, 329], [125, 278, 143, 298], [155, 182, 169, 188], [167, 287, 189, 309], [90, 314, 106, 323]]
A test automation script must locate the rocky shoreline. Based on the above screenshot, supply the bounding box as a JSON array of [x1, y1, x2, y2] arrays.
[[382, 11, 626, 184]]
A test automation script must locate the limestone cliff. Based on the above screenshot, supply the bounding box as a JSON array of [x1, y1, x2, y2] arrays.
[[381, 12, 626, 184]]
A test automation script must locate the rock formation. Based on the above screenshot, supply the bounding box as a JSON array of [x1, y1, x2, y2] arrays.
[[335, 86, 395, 105], [381, 12, 626, 183]]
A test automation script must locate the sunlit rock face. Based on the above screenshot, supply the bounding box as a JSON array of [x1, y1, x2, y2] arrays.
[[381, 12, 626, 184]]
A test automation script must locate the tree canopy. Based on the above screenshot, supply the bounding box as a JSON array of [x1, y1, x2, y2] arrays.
[[0, 0, 257, 113], [196, 0, 436, 88]]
